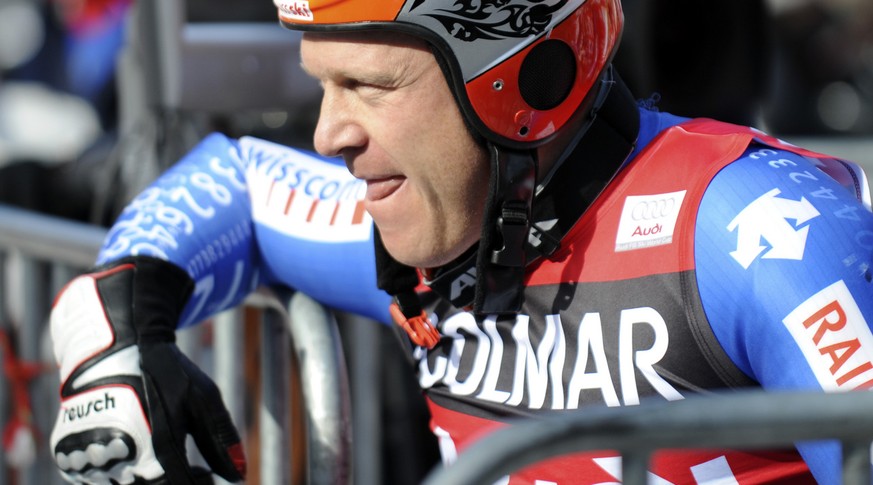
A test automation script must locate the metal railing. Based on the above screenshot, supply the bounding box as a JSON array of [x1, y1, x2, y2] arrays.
[[0, 202, 351, 484], [422, 387, 873, 485]]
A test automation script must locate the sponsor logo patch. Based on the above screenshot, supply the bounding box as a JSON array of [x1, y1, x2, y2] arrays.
[[783, 280, 873, 390], [615, 191, 686, 252], [245, 139, 371, 242], [415, 306, 684, 409], [728, 188, 819, 269], [277, 1, 313, 22]]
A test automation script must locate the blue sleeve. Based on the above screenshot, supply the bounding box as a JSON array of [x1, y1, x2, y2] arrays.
[[695, 145, 873, 484], [97, 133, 391, 327]]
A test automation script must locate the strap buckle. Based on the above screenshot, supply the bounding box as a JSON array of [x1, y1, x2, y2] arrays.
[[389, 302, 440, 349]]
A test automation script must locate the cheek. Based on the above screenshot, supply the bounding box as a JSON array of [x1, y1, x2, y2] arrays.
[[401, 113, 487, 197], [389, 69, 490, 217], [444, 121, 490, 199], [442, 143, 490, 223]]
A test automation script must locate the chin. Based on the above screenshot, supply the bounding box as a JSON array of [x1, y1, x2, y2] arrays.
[[378, 233, 435, 269], [376, 210, 481, 268], [384, 245, 439, 269], [381, 233, 473, 271]]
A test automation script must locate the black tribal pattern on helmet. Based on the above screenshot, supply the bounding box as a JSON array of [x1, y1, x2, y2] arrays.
[[410, 0, 569, 41]]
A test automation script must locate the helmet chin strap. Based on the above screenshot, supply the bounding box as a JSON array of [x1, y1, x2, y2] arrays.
[[473, 144, 537, 315]]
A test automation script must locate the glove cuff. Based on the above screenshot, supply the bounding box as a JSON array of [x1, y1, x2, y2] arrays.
[[51, 256, 194, 391], [108, 256, 195, 345]]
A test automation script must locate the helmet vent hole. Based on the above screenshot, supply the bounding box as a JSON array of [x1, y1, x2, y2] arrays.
[[518, 126, 530, 137], [518, 39, 576, 111]]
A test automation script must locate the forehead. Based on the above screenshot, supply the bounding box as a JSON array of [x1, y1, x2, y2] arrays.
[[300, 31, 432, 75]]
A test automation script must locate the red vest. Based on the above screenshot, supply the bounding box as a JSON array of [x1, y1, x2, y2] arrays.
[[413, 120, 844, 483]]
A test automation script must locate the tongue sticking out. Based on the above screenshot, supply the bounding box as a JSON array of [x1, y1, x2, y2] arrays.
[[366, 176, 405, 201]]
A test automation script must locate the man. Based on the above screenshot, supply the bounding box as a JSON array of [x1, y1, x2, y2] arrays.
[[48, 0, 873, 483]]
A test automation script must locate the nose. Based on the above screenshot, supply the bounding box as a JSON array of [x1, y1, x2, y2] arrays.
[[312, 87, 366, 158]]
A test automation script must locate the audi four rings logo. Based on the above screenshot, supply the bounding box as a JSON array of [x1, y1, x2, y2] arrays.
[[630, 197, 678, 221], [615, 190, 688, 252]]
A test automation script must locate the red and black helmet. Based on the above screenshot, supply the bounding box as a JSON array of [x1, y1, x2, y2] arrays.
[[273, 0, 623, 149]]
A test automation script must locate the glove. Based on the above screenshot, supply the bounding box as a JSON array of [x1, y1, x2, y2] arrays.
[[49, 256, 246, 484]]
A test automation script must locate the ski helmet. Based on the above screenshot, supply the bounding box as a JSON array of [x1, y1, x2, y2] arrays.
[[273, 0, 623, 149]]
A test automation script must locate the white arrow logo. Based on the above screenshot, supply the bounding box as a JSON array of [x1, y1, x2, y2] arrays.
[[727, 188, 820, 269]]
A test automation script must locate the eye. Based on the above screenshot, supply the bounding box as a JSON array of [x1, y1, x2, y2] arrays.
[[343, 80, 396, 105], [337, 77, 360, 90], [343, 78, 387, 92]]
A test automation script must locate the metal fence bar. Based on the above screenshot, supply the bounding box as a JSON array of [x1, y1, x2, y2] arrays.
[[842, 440, 872, 485], [213, 306, 246, 451], [0, 204, 106, 268], [287, 291, 353, 485], [343, 312, 382, 485], [621, 451, 649, 485], [0, 251, 8, 484], [19, 255, 55, 485], [260, 295, 292, 484], [423, 389, 873, 485]]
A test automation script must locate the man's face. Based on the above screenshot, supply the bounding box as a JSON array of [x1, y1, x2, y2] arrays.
[[300, 32, 490, 269]]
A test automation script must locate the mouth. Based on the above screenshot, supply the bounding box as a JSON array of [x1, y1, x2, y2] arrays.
[[365, 176, 406, 202]]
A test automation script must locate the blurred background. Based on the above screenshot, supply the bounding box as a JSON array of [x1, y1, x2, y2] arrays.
[[617, 0, 873, 162], [0, 0, 871, 484]]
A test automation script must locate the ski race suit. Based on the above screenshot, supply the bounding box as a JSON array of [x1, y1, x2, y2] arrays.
[[88, 107, 873, 484]]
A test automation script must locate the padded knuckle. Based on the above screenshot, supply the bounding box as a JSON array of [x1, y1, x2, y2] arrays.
[[53, 427, 136, 474]]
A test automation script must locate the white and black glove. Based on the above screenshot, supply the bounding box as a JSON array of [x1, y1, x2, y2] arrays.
[[49, 256, 246, 484]]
